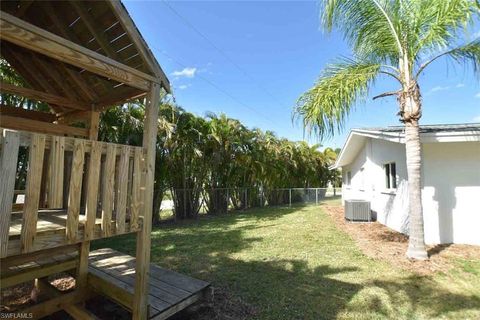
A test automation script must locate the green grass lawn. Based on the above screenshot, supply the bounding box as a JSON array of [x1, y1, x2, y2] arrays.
[[94, 202, 480, 319]]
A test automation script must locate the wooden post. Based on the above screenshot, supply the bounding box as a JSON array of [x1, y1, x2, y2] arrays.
[[289, 189, 292, 207], [133, 83, 160, 320], [87, 111, 100, 140]]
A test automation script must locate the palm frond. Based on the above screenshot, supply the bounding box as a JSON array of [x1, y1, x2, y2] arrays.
[[416, 39, 480, 78], [411, 0, 479, 59], [321, 0, 402, 63], [294, 59, 381, 139]]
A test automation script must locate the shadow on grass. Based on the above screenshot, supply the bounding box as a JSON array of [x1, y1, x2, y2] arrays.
[[93, 205, 480, 319]]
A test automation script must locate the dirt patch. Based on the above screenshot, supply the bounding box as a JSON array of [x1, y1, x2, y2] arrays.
[[1, 274, 76, 315], [0, 282, 35, 313], [323, 205, 480, 275], [173, 286, 257, 320]]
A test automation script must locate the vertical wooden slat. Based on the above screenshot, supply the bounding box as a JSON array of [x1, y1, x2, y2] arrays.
[[21, 133, 46, 253], [78, 111, 100, 297], [101, 144, 116, 237], [115, 145, 129, 234], [84, 141, 101, 240], [66, 140, 85, 243], [0, 131, 20, 257], [130, 148, 143, 232], [62, 151, 73, 209], [48, 136, 65, 208], [39, 151, 50, 208]]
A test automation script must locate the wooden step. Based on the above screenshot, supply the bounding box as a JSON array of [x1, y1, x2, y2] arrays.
[[87, 248, 212, 320]]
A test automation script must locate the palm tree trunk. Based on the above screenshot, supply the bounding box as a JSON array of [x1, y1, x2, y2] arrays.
[[405, 119, 428, 260]]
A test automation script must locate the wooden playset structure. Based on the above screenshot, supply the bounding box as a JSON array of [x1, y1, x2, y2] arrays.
[[0, 1, 210, 319]]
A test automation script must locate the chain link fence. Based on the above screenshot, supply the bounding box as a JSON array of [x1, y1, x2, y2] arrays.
[[158, 187, 342, 220]]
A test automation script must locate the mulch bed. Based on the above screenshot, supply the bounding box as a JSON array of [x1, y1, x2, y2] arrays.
[[323, 205, 480, 275]]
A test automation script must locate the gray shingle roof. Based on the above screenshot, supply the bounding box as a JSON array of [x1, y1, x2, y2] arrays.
[[356, 123, 480, 134]]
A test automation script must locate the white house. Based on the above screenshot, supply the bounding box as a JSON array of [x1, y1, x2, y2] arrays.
[[332, 123, 480, 245]]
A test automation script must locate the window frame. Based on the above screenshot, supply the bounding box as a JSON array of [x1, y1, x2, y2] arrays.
[[383, 162, 397, 190]]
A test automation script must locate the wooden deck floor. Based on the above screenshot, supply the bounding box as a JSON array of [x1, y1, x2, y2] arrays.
[[88, 248, 211, 320], [9, 209, 105, 237], [6, 210, 140, 256]]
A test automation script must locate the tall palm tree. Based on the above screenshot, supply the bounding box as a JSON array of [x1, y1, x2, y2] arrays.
[[295, 0, 479, 260]]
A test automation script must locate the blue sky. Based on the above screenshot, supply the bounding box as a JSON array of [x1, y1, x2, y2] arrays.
[[124, 1, 480, 149]]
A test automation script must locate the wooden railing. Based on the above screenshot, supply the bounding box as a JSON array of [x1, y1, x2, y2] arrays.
[[0, 128, 146, 257]]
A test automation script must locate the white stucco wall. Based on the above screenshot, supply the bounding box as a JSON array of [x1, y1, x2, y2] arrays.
[[422, 142, 480, 245], [341, 138, 480, 245]]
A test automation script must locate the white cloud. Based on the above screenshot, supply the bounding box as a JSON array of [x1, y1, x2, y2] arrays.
[[426, 84, 465, 95], [171, 67, 197, 78], [427, 86, 450, 94], [475, 92, 480, 98], [177, 84, 190, 90], [473, 115, 480, 122]]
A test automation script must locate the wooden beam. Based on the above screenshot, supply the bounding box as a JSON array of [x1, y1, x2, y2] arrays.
[[94, 87, 146, 111], [30, 53, 84, 103], [41, 2, 99, 102], [0, 12, 154, 91], [57, 110, 91, 125], [107, 0, 171, 92], [19, 290, 86, 320], [1, 45, 62, 100], [133, 82, 160, 320], [88, 267, 134, 310], [64, 303, 101, 320], [0, 115, 89, 137], [0, 105, 57, 123], [0, 81, 89, 110], [60, 63, 99, 102], [0, 259, 76, 289], [0, 244, 78, 271], [70, 1, 120, 60], [87, 111, 100, 140]]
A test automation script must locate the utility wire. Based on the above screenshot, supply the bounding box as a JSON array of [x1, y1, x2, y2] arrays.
[[152, 46, 281, 127], [161, 0, 290, 110]]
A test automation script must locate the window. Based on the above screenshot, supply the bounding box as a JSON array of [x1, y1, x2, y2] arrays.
[[346, 171, 352, 185], [384, 162, 397, 189]]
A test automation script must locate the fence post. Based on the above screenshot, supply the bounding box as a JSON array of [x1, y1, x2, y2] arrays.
[[316, 188, 318, 205], [260, 189, 263, 207], [226, 188, 229, 212], [289, 189, 292, 207], [244, 188, 248, 209]]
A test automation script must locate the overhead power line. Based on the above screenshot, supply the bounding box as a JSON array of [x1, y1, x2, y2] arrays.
[[161, 0, 290, 110], [152, 45, 281, 128]]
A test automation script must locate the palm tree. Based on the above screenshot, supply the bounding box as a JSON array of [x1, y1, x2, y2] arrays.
[[295, 0, 479, 260]]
